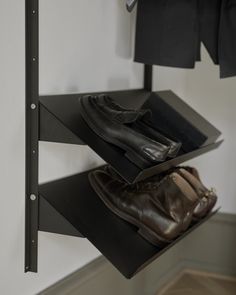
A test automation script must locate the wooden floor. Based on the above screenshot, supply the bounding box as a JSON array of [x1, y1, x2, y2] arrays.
[[158, 270, 236, 295]]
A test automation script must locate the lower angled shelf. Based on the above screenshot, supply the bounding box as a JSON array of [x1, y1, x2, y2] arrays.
[[39, 169, 219, 279]]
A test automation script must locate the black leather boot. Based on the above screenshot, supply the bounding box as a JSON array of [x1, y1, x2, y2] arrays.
[[79, 95, 170, 169], [96, 95, 182, 158], [89, 166, 199, 246]]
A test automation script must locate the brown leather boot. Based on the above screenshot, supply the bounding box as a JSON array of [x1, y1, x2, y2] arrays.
[[104, 165, 201, 231], [108, 165, 201, 230], [104, 165, 200, 231], [89, 167, 199, 247]]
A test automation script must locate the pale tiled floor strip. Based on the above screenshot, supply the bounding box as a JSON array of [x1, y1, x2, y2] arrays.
[[158, 270, 236, 295]]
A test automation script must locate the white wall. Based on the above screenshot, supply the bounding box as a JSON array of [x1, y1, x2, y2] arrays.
[[0, 1, 235, 294]]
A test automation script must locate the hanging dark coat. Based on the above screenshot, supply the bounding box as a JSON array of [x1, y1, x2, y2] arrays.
[[134, 0, 236, 78], [219, 0, 236, 78]]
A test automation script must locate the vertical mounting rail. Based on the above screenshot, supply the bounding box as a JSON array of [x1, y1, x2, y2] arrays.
[[144, 64, 153, 91], [25, 0, 39, 272]]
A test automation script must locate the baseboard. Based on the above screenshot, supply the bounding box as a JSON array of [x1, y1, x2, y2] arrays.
[[179, 212, 236, 277], [39, 251, 185, 295], [39, 212, 236, 295]]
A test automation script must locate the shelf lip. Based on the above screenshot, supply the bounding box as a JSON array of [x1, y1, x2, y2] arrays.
[[39, 170, 220, 279], [39, 88, 147, 100], [135, 140, 224, 182]]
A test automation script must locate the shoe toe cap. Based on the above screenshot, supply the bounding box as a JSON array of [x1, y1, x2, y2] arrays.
[[142, 146, 169, 162]]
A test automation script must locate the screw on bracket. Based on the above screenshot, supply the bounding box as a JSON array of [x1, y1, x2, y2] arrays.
[[31, 103, 36, 110], [30, 194, 37, 201]]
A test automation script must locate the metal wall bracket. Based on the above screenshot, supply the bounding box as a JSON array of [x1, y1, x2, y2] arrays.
[[25, 0, 39, 273], [25, 0, 153, 273]]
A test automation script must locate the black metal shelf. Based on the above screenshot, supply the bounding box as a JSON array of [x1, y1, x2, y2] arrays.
[[39, 168, 219, 279], [39, 90, 223, 184]]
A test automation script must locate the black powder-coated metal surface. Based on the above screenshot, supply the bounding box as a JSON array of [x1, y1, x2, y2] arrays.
[[39, 103, 85, 145], [142, 91, 222, 151], [39, 196, 84, 238], [135, 140, 223, 182], [25, 0, 39, 273], [39, 90, 223, 183], [39, 170, 219, 279]]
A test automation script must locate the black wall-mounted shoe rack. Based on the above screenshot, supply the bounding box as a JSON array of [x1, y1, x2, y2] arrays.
[[25, 0, 222, 278]]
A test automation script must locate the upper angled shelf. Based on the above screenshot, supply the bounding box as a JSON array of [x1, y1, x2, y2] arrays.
[[39, 89, 223, 183]]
